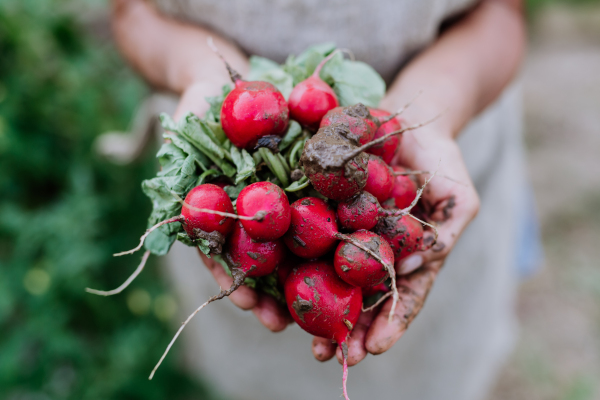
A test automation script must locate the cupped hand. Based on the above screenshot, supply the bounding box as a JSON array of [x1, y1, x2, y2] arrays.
[[312, 119, 480, 365], [174, 83, 292, 333]]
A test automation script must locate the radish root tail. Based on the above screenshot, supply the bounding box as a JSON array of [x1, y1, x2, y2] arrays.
[[394, 170, 467, 187], [361, 290, 393, 313], [170, 191, 266, 222], [313, 49, 342, 76], [86, 250, 151, 296], [382, 167, 437, 218], [378, 90, 423, 125], [207, 36, 241, 83], [114, 216, 183, 257], [149, 267, 253, 380], [340, 342, 351, 400]]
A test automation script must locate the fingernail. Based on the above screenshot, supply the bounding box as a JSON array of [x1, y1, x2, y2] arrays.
[[398, 255, 423, 275]]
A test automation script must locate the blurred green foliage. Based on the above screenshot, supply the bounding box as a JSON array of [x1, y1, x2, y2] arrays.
[[0, 1, 218, 399], [526, 0, 600, 17]]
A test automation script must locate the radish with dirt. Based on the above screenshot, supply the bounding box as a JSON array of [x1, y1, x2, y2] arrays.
[[285, 260, 362, 400], [301, 107, 438, 201], [224, 221, 288, 279], [333, 230, 395, 288], [374, 214, 428, 260], [283, 197, 340, 259]]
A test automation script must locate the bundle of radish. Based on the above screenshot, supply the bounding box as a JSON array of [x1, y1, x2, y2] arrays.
[[89, 42, 444, 399]]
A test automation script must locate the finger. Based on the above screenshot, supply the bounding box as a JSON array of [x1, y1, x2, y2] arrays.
[[199, 251, 258, 310], [365, 262, 441, 355], [173, 81, 220, 120], [398, 190, 480, 275], [336, 310, 375, 366], [312, 337, 336, 362], [252, 293, 292, 332]]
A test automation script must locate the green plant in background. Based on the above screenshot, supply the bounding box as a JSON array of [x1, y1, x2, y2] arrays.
[[0, 1, 219, 399], [526, 0, 600, 17]]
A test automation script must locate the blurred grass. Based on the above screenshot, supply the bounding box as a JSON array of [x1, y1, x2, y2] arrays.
[[526, 0, 600, 17], [0, 1, 220, 399]]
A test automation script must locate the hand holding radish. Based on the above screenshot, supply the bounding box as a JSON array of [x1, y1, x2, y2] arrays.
[[311, 107, 480, 366], [92, 43, 480, 399]]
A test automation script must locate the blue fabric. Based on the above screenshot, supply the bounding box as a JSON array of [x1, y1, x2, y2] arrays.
[[515, 186, 544, 279]]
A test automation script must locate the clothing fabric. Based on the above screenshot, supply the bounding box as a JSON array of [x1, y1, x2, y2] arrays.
[[153, 0, 478, 83], [151, 1, 524, 399]]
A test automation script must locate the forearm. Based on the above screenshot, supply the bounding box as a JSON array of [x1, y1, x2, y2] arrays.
[[111, 0, 248, 94], [381, 0, 525, 139]]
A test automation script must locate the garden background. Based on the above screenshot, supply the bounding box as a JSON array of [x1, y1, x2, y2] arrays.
[[1, 0, 599, 399]]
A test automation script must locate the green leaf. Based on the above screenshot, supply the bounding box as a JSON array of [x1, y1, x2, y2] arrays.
[[196, 169, 222, 186], [323, 59, 386, 108], [176, 232, 196, 247], [231, 147, 256, 184], [224, 181, 247, 200], [163, 133, 210, 171], [248, 56, 294, 99], [204, 84, 232, 123], [197, 239, 211, 257], [285, 176, 310, 192], [177, 113, 236, 177], [279, 120, 303, 151], [294, 42, 336, 66], [205, 120, 226, 144], [159, 113, 180, 132], [141, 155, 198, 255], [156, 143, 188, 177]]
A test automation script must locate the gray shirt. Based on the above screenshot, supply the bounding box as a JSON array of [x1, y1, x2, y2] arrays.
[[154, 0, 477, 82]]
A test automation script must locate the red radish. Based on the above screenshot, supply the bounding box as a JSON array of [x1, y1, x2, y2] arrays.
[[363, 155, 395, 204], [181, 184, 235, 240], [374, 214, 424, 260], [390, 166, 418, 209], [337, 191, 380, 232], [320, 104, 378, 145], [283, 197, 339, 258], [366, 109, 402, 164], [337, 169, 435, 233], [300, 123, 369, 201], [288, 52, 339, 130], [333, 230, 394, 288], [276, 253, 300, 287], [224, 222, 287, 278], [285, 260, 362, 400], [209, 39, 289, 150], [236, 181, 291, 241]]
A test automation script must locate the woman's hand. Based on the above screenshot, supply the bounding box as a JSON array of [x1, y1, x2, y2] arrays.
[[311, 123, 480, 364], [309, 0, 523, 365]]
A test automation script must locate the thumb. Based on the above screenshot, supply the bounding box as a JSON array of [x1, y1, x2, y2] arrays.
[[173, 81, 222, 120]]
